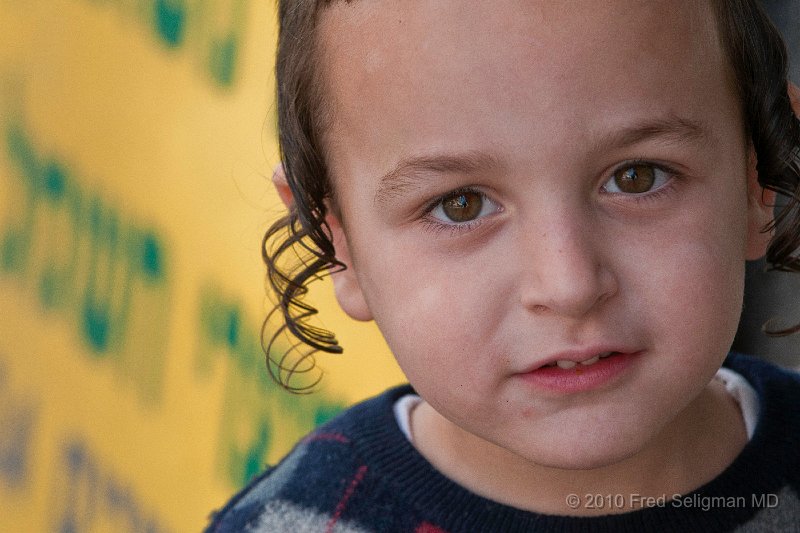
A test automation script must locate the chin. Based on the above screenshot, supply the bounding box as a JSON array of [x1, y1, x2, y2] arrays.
[[540, 450, 638, 472], [516, 431, 651, 472]]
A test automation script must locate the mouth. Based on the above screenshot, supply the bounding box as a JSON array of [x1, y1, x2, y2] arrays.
[[540, 351, 618, 370], [519, 349, 639, 393]]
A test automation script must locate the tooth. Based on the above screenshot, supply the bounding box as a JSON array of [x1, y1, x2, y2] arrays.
[[556, 360, 577, 369], [580, 355, 600, 366], [599, 352, 614, 359]]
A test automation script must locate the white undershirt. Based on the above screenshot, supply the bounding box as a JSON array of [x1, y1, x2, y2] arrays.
[[393, 367, 759, 444]]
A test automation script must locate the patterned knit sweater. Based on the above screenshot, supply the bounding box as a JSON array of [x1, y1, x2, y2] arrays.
[[206, 354, 800, 532]]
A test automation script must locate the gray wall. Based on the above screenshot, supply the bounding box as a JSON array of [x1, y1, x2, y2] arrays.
[[732, 1, 800, 366]]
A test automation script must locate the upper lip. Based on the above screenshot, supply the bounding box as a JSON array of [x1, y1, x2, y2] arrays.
[[521, 346, 635, 372]]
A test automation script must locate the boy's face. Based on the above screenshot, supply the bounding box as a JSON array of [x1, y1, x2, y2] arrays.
[[317, 0, 767, 468]]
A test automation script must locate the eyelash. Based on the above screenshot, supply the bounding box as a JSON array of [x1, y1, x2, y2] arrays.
[[601, 159, 681, 205], [419, 160, 681, 235], [420, 186, 495, 236]]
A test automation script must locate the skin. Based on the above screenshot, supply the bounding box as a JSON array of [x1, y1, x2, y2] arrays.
[[277, 0, 779, 516]]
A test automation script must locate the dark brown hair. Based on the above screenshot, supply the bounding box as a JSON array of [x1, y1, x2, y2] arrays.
[[262, 0, 800, 391]]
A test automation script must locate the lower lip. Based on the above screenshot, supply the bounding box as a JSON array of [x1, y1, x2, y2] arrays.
[[519, 352, 639, 394]]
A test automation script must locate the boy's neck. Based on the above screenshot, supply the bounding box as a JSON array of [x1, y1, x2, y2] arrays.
[[411, 379, 747, 516]]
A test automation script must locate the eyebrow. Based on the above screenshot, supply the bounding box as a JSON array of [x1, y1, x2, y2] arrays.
[[591, 115, 712, 155], [372, 115, 711, 206], [374, 151, 501, 207]]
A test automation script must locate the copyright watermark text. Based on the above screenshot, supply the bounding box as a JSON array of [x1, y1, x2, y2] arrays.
[[565, 492, 780, 511]]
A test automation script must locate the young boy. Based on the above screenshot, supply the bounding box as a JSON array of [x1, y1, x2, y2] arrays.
[[208, 1, 800, 531]]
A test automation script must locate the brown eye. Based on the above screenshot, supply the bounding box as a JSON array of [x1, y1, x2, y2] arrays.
[[441, 191, 484, 222], [611, 164, 656, 194]]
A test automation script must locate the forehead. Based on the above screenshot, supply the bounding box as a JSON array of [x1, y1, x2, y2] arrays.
[[316, 0, 734, 186]]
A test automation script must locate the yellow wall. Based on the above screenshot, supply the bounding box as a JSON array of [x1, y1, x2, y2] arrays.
[[0, 1, 404, 531]]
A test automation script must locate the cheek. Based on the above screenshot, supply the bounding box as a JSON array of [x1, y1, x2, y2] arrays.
[[628, 206, 748, 360], [356, 246, 506, 386]]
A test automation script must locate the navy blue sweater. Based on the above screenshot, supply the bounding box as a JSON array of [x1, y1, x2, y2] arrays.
[[207, 354, 800, 532]]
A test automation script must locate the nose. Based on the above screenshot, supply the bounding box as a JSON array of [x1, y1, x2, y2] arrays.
[[518, 210, 618, 318]]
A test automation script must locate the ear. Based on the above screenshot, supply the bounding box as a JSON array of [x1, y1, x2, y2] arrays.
[[745, 146, 776, 260], [271, 164, 373, 321], [745, 83, 800, 260], [789, 82, 800, 117], [271, 163, 295, 208], [324, 210, 374, 321]]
